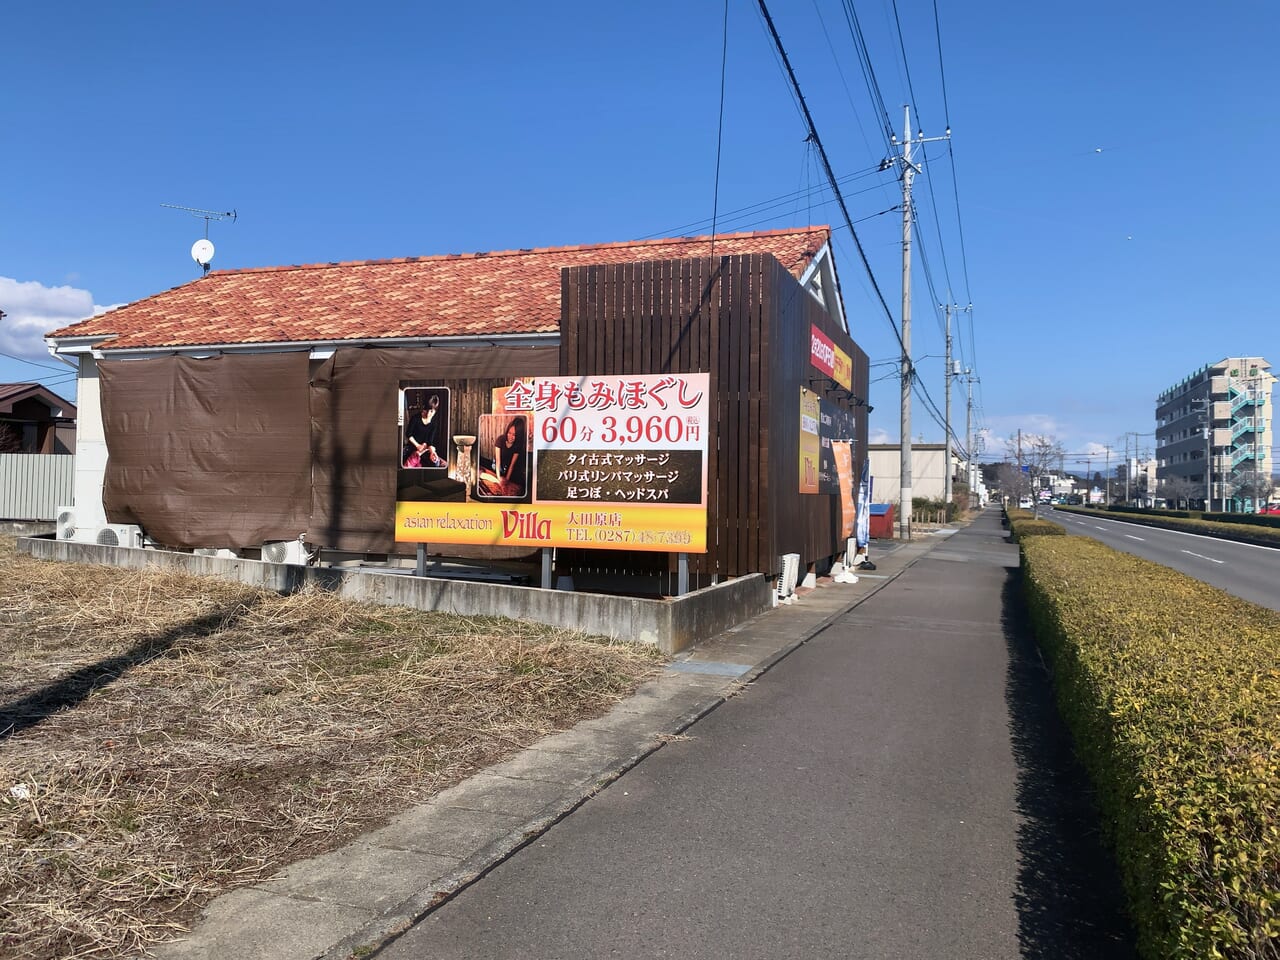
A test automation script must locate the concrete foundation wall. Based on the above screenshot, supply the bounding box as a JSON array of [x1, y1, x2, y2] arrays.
[[17, 538, 775, 655]]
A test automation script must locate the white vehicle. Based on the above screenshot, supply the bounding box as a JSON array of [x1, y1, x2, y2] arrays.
[[1018, 496, 1034, 509]]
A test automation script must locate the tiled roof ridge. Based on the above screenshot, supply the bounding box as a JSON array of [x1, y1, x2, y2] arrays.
[[208, 226, 831, 277]]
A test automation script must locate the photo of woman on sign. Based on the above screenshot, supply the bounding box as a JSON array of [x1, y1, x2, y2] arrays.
[[475, 414, 529, 501], [402, 390, 448, 469]]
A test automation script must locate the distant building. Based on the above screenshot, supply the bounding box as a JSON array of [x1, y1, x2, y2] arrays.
[[868, 443, 972, 504], [0, 383, 76, 453], [1155, 357, 1275, 511]]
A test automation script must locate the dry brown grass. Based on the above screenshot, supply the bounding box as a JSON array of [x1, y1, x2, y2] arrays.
[[0, 538, 663, 959]]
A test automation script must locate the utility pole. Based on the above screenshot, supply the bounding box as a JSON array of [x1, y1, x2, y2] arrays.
[[1103, 444, 1113, 505], [887, 105, 949, 541], [898, 106, 915, 541], [943, 304, 952, 509], [964, 369, 975, 501], [942, 303, 972, 509]]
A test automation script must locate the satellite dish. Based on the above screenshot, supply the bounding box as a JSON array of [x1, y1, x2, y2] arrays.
[[191, 238, 215, 266]]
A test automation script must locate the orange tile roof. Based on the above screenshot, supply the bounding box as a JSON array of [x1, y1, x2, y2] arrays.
[[47, 227, 831, 351]]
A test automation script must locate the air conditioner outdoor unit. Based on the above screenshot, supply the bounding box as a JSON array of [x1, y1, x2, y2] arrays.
[[56, 506, 77, 541], [775, 552, 800, 604], [194, 548, 239, 559], [262, 538, 310, 565], [94, 524, 144, 549]]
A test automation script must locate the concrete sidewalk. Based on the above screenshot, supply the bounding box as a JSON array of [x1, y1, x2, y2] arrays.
[[151, 534, 935, 960], [372, 508, 1132, 960]]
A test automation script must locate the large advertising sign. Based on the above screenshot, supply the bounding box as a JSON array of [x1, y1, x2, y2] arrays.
[[395, 373, 710, 553], [810, 323, 852, 391], [799, 387, 856, 500], [817, 399, 856, 496], [800, 388, 821, 495]]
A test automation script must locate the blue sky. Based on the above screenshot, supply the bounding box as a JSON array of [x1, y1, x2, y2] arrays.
[[2, 1, 1276, 472]]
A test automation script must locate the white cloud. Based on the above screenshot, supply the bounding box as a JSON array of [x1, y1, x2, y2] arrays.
[[982, 414, 1066, 445], [0, 277, 119, 360], [869, 427, 893, 444]]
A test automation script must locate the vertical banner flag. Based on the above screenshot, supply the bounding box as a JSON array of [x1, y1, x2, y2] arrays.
[[855, 456, 871, 549], [833, 441, 855, 538]]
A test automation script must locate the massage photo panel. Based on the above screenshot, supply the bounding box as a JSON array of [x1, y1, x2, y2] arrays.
[[473, 413, 531, 503], [400, 386, 451, 472]]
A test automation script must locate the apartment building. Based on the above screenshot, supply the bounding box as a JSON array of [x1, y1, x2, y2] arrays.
[[1155, 356, 1276, 511]]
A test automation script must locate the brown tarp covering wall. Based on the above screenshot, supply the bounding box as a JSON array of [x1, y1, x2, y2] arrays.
[[99, 352, 313, 548], [308, 345, 559, 554], [100, 345, 560, 554]]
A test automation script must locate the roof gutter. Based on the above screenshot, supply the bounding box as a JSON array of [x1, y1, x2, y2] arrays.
[[46, 331, 560, 362]]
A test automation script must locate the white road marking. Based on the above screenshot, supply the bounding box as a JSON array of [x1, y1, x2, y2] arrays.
[[1181, 549, 1224, 564], [1124, 534, 1145, 541], [1071, 512, 1280, 552]]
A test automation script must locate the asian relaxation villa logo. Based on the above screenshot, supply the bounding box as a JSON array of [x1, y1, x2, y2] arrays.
[[501, 510, 553, 540]]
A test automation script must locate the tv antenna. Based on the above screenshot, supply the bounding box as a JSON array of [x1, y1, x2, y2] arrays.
[[161, 203, 237, 276]]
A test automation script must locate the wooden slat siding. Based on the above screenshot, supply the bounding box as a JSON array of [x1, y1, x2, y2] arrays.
[[747, 254, 763, 574], [698, 255, 717, 578], [559, 268, 572, 378], [700, 257, 720, 576], [585, 266, 598, 373], [753, 255, 769, 569], [767, 255, 808, 563], [632, 263, 645, 378], [763, 256, 783, 561], [759, 257, 778, 567], [731, 254, 749, 574], [749, 255, 763, 575], [733, 254, 748, 575], [714, 257, 733, 576], [563, 265, 577, 375], [559, 252, 865, 584]]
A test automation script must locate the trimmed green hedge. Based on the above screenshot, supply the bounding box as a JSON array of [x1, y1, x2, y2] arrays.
[[1021, 536, 1280, 958], [1009, 517, 1066, 540], [1206, 512, 1280, 530]]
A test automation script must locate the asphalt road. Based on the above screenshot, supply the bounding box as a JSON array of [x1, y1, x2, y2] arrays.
[[375, 512, 1133, 960], [1048, 508, 1280, 612]]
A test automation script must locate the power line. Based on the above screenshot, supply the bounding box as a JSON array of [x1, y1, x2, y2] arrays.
[[809, 0, 886, 166], [0, 350, 72, 373], [932, 0, 952, 132], [838, 0, 895, 149], [931, 1, 973, 306], [755, 0, 904, 353], [890, 0, 923, 133], [639, 165, 885, 240]]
